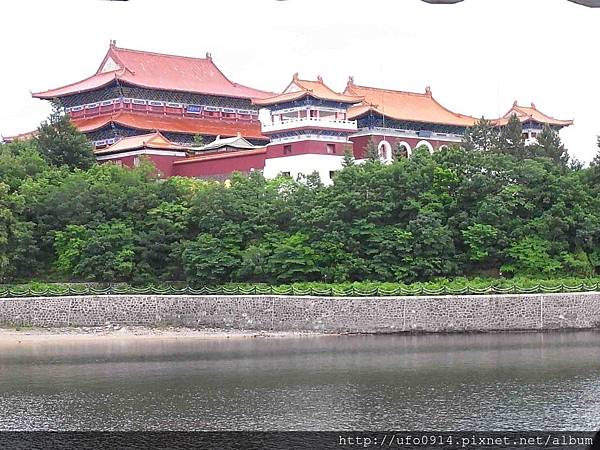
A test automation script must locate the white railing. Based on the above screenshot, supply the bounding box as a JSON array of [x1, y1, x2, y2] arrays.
[[262, 116, 357, 133]]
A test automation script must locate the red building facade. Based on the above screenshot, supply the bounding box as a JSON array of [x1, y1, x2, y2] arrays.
[[32, 41, 271, 149], [22, 42, 574, 181]]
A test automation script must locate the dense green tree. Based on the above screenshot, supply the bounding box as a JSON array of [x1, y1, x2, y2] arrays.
[[180, 234, 240, 285], [0, 141, 48, 192], [532, 124, 569, 164], [462, 223, 500, 263], [266, 232, 319, 282], [463, 117, 498, 152], [2, 128, 600, 284], [393, 142, 409, 160], [35, 104, 95, 170], [54, 221, 136, 281], [341, 147, 355, 167], [0, 184, 35, 282], [500, 237, 562, 277], [365, 139, 380, 163], [135, 202, 190, 282], [498, 114, 525, 157]]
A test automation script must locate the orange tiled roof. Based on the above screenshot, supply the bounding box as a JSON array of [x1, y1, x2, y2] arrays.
[[344, 79, 477, 127], [71, 113, 267, 140], [253, 74, 362, 106], [173, 147, 266, 165], [492, 102, 573, 127], [94, 131, 188, 155], [2, 129, 38, 142], [33, 42, 273, 100]]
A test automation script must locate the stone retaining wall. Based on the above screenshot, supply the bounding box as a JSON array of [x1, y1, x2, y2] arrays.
[[0, 293, 600, 333]]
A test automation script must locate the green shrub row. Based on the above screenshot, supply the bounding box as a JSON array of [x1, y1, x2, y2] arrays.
[[3, 278, 600, 299]]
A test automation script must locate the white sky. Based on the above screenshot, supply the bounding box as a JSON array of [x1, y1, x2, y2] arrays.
[[0, 0, 598, 161]]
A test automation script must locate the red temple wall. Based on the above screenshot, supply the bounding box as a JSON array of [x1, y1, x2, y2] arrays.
[[350, 135, 457, 159], [266, 140, 351, 159], [97, 153, 185, 177], [172, 152, 266, 177]]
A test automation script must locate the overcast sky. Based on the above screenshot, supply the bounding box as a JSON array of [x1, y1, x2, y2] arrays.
[[1, 0, 598, 161]]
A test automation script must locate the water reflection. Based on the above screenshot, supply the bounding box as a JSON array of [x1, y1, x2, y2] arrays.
[[0, 332, 598, 430]]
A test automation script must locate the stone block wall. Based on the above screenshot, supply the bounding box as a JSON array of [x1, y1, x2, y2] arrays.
[[0, 293, 599, 333]]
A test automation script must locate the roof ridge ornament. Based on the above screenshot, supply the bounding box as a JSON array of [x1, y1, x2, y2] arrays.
[[513, 100, 518, 107], [205, 52, 212, 60], [110, 39, 117, 47], [425, 85, 432, 95], [531, 102, 536, 108], [317, 75, 323, 83]]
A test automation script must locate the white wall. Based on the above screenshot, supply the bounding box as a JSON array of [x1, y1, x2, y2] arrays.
[[263, 154, 346, 185]]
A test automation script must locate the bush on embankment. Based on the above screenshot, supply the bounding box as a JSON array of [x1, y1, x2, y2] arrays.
[[3, 277, 600, 298]]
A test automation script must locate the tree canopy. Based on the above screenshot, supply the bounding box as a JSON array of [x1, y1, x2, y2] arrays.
[[1, 113, 598, 285]]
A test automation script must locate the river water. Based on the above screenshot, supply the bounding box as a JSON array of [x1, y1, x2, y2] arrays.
[[0, 332, 598, 431]]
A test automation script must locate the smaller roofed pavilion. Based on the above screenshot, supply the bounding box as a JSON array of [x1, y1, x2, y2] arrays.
[[491, 102, 573, 145], [94, 131, 188, 176], [196, 133, 257, 153]]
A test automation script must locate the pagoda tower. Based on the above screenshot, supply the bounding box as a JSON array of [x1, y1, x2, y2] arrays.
[[253, 74, 362, 184]]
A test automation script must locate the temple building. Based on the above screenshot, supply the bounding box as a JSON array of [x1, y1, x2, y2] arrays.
[[253, 74, 361, 183], [31, 41, 272, 148], [344, 77, 478, 159], [94, 131, 187, 177], [491, 101, 574, 146], [4, 42, 574, 183]]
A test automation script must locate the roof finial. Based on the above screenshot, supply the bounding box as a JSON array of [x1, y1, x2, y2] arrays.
[[513, 100, 518, 107], [206, 52, 212, 60], [531, 102, 536, 109], [348, 75, 355, 85], [236, 131, 241, 137], [425, 85, 432, 95], [293, 72, 299, 81], [317, 75, 323, 83], [110, 39, 117, 47]]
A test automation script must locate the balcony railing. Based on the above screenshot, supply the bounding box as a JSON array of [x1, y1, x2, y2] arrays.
[[262, 116, 357, 133]]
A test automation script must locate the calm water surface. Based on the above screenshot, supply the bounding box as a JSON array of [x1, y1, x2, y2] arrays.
[[0, 332, 599, 430]]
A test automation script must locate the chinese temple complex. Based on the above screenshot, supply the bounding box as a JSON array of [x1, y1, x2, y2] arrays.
[[254, 74, 362, 182], [31, 41, 271, 149], [11, 42, 574, 184]]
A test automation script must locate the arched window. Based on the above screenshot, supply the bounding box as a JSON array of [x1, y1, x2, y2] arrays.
[[439, 145, 448, 151], [397, 141, 412, 158], [415, 140, 434, 154], [378, 140, 392, 163]]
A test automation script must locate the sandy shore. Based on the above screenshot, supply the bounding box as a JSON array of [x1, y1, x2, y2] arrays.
[[0, 325, 329, 342]]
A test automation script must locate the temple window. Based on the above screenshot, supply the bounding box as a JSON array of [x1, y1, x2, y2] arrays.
[[378, 140, 392, 162], [415, 140, 434, 154], [283, 144, 292, 154], [326, 143, 336, 154], [398, 142, 411, 157], [320, 110, 336, 121]]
